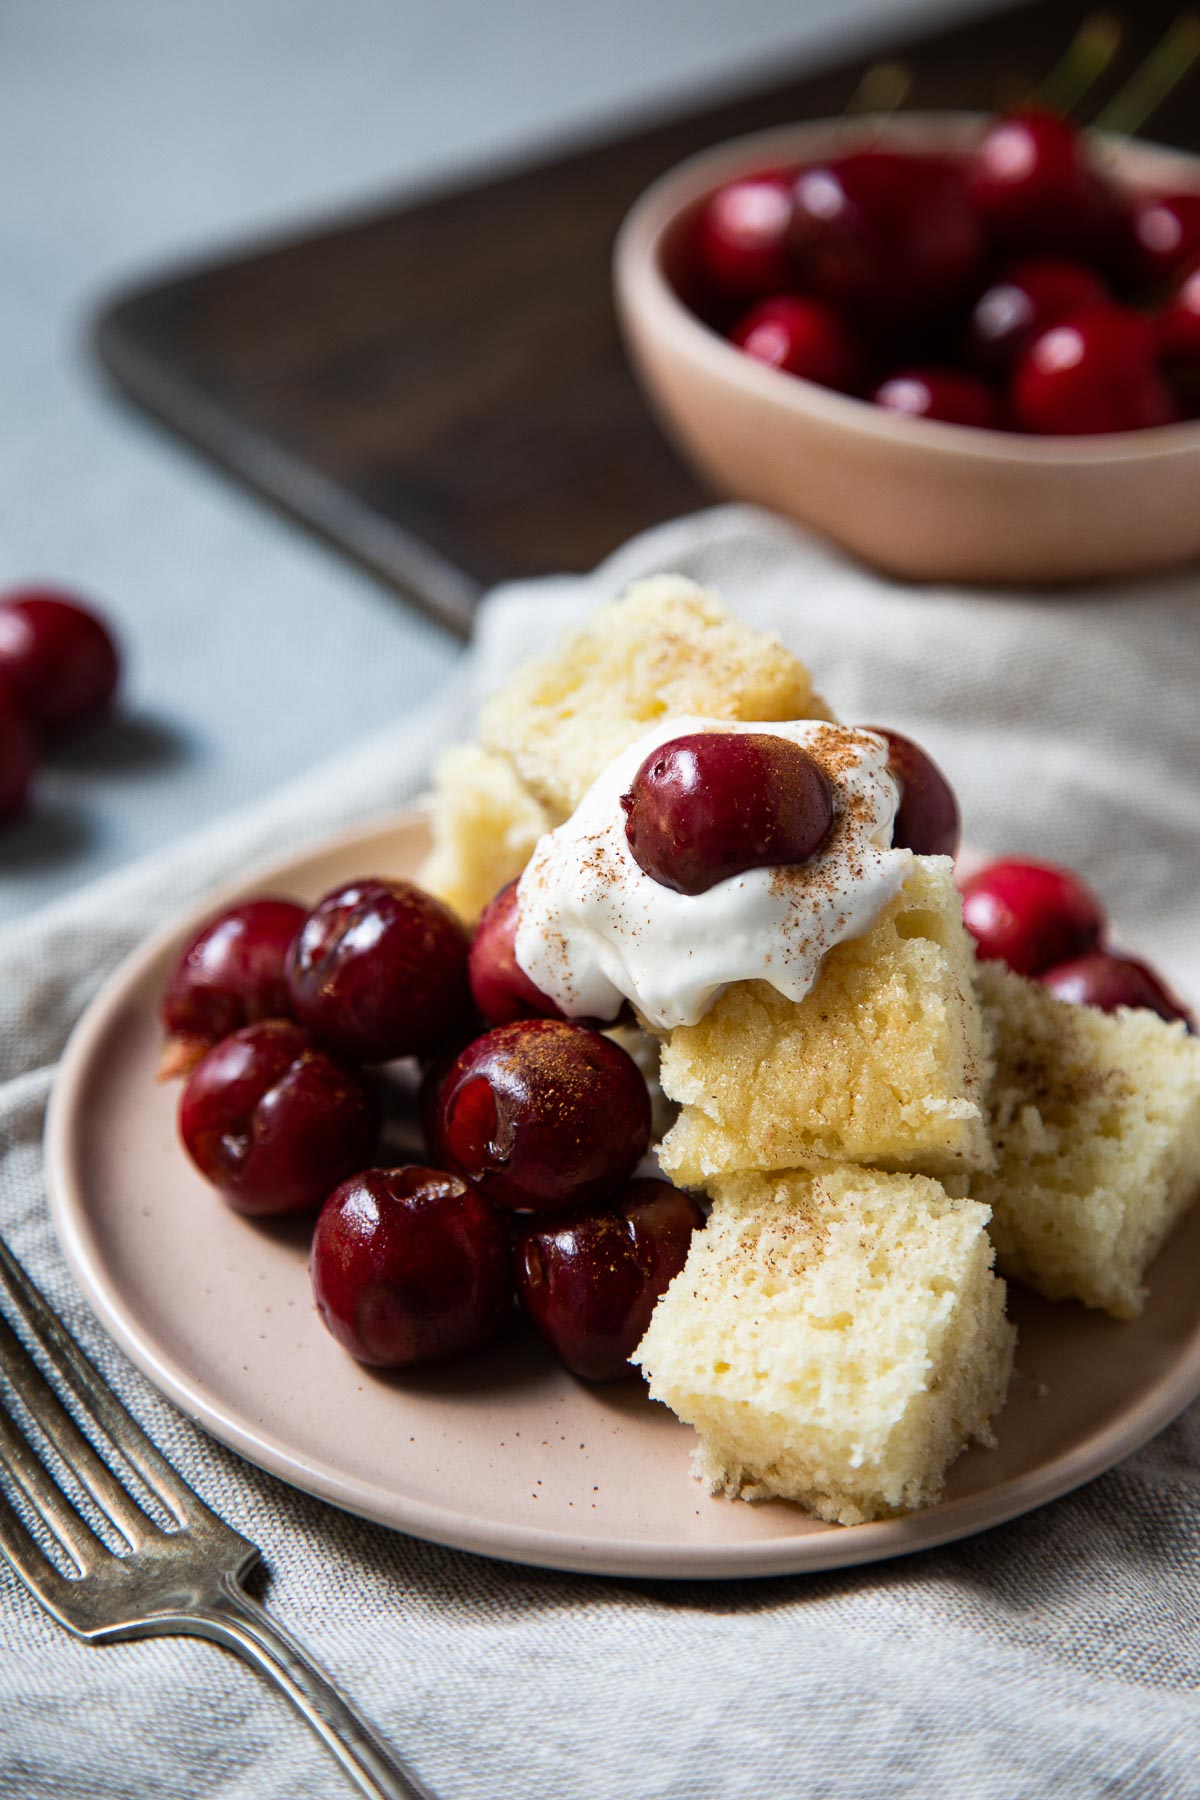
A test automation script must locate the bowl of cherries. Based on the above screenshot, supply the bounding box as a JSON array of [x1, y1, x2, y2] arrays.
[[160, 875, 704, 1386], [614, 109, 1200, 585]]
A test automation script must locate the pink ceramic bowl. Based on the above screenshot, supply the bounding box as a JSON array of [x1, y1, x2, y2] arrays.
[[614, 114, 1200, 585]]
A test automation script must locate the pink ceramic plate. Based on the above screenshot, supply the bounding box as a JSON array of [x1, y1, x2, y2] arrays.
[[45, 814, 1200, 1579]]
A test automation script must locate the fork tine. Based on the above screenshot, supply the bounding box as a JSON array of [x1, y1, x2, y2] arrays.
[[0, 1237, 212, 1530], [0, 1482, 79, 1613], [0, 1307, 157, 1549], [0, 1397, 107, 1574]]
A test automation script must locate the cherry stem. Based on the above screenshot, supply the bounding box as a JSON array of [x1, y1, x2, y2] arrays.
[[1035, 13, 1122, 117], [843, 60, 912, 131], [1092, 12, 1200, 141]]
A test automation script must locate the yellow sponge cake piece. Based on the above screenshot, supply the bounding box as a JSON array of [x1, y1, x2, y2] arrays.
[[478, 575, 828, 819], [657, 857, 994, 1186], [419, 576, 828, 920], [975, 960, 1200, 1318], [634, 1167, 1014, 1525], [418, 743, 552, 925]]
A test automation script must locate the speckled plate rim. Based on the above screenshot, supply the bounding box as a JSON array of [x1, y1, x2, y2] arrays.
[[43, 811, 1200, 1581]]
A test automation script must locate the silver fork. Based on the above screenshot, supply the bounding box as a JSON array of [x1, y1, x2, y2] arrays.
[[0, 1232, 436, 1800]]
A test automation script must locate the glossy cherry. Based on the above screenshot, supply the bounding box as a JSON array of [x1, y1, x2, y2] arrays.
[[468, 879, 563, 1027], [436, 1020, 651, 1214], [864, 727, 960, 858], [1011, 305, 1176, 435], [287, 878, 473, 1063], [178, 1020, 378, 1216], [729, 295, 862, 391], [1156, 264, 1200, 376], [960, 859, 1105, 977], [311, 1164, 513, 1368], [790, 151, 983, 326], [1039, 950, 1193, 1027], [515, 1179, 704, 1382], [160, 898, 306, 1074], [692, 174, 796, 300], [966, 258, 1106, 373], [0, 684, 37, 821], [1124, 191, 1200, 291], [872, 367, 998, 429], [0, 589, 120, 736], [968, 109, 1120, 264], [621, 731, 833, 896]]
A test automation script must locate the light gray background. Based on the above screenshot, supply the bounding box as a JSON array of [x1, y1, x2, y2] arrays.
[[1, 0, 985, 922]]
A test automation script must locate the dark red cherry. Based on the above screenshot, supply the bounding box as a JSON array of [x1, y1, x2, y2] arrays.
[[960, 860, 1105, 976], [0, 589, 120, 736], [0, 683, 37, 821], [159, 898, 306, 1075], [1156, 264, 1200, 376], [621, 731, 833, 897], [864, 727, 960, 858], [1039, 950, 1193, 1027], [515, 1179, 704, 1382], [966, 259, 1106, 373], [468, 879, 564, 1027], [311, 1165, 513, 1368], [872, 367, 999, 429], [178, 1020, 378, 1216], [968, 109, 1121, 264], [790, 151, 984, 325], [692, 174, 796, 300], [1124, 192, 1200, 290], [1011, 305, 1176, 435], [287, 878, 473, 1063], [436, 1020, 651, 1214], [729, 295, 862, 391]]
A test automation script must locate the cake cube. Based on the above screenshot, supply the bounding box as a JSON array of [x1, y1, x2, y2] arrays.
[[477, 574, 827, 819], [419, 575, 827, 919], [974, 960, 1200, 1318], [656, 857, 995, 1186], [418, 742, 552, 923], [634, 1166, 1014, 1525]]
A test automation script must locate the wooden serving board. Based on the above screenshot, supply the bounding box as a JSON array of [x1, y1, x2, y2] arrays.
[[92, 0, 1196, 636]]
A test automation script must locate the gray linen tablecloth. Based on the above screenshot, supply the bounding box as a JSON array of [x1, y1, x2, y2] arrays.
[[2, 506, 1199, 1799]]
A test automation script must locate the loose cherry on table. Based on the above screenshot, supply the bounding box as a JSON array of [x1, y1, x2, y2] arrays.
[[966, 258, 1107, 374], [515, 1179, 705, 1382], [621, 731, 833, 896], [1039, 950, 1193, 1027], [1011, 305, 1176, 435], [435, 1019, 651, 1214], [1125, 192, 1200, 290], [287, 877, 474, 1063], [178, 1020, 378, 1217], [967, 108, 1121, 265], [864, 727, 960, 859], [960, 859, 1105, 976], [871, 368, 999, 429], [691, 174, 796, 301], [0, 588, 120, 737], [468, 878, 563, 1027], [790, 150, 984, 326], [159, 898, 307, 1075], [311, 1165, 514, 1368], [0, 684, 37, 821], [730, 296, 863, 391]]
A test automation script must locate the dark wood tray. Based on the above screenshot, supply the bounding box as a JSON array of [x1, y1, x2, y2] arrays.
[[93, 0, 1196, 635]]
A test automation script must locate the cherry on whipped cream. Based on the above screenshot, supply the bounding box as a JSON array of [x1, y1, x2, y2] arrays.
[[620, 730, 833, 897]]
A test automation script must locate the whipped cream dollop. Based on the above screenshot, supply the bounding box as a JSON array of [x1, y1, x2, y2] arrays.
[[514, 717, 912, 1031]]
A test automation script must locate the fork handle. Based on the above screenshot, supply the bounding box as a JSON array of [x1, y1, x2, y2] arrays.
[[178, 1576, 437, 1800]]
